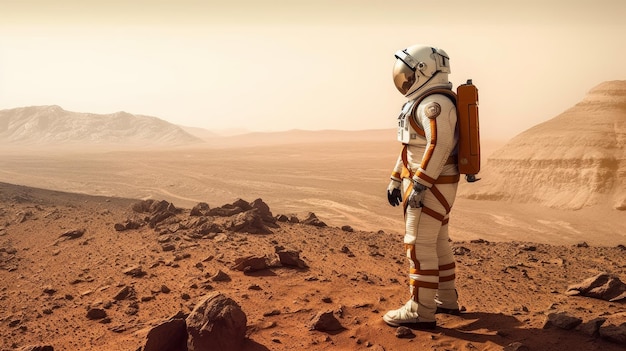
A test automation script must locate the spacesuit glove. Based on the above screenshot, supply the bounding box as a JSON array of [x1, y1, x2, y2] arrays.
[[387, 179, 402, 207], [407, 180, 427, 208]]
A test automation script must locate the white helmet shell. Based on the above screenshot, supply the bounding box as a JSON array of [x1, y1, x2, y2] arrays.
[[393, 44, 452, 99]]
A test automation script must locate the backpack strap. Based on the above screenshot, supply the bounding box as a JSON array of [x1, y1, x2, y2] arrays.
[[408, 88, 457, 135]]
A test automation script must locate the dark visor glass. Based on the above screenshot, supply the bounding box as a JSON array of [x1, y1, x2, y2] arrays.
[[393, 59, 416, 95]]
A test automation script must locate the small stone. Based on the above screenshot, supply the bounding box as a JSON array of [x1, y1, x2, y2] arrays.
[[86, 308, 107, 320], [42, 286, 57, 295], [543, 312, 582, 330], [263, 310, 281, 317], [309, 311, 343, 332], [59, 229, 85, 239], [395, 326, 414, 339], [122, 266, 146, 278], [211, 270, 231, 282]]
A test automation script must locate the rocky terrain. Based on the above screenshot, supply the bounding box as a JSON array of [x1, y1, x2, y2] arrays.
[[1, 80, 626, 351], [1, 182, 625, 351]]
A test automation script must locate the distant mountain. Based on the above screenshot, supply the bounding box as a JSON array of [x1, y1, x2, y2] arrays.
[[199, 128, 395, 148], [0, 105, 203, 147], [461, 80, 626, 210]]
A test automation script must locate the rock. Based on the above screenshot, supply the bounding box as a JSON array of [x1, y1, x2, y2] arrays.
[[340, 246, 354, 257], [161, 243, 176, 252], [566, 273, 626, 302], [59, 229, 85, 239], [19, 346, 54, 351], [599, 324, 626, 345], [114, 220, 143, 231], [149, 212, 176, 228], [341, 225, 354, 232], [263, 309, 281, 317], [42, 286, 57, 295], [248, 284, 262, 291], [113, 285, 136, 301], [151, 200, 178, 214], [231, 256, 268, 273], [211, 270, 231, 282], [542, 312, 582, 330], [197, 222, 222, 236], [302, 212, 327, 227], [277, 250, 307, 269], [190, 202, 210, 217], [15, 210, 32, 223], [86, 308, 107, 320], [186, 292, 247, 351], [232, 198, 252, 211], [207, 199, 251, 217], [230, 209, 272, 234], [309, 311, 343, 332], [132, 200, 151, 213], [123, 266, 147, 278], [250, 198, 275, 223], [133, 199, 178, 214], [208, 206, 243, 217], [577, 317, 606, 337], [395, 326, 414, 338], [453, 246, 471, 255], [131, 200, 180, 228], [142, 316, 187, 351]]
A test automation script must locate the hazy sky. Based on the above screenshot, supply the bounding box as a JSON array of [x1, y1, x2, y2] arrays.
[[1, 0, 625, 139]]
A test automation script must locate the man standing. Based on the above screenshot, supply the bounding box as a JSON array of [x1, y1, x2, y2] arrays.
[[384, 44, 461, 328]]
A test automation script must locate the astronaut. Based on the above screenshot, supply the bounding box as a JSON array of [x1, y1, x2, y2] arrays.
[[383, 44, 461, 328]]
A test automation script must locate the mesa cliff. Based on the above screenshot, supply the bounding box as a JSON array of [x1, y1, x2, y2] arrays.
[[461, 80, 626, 210]]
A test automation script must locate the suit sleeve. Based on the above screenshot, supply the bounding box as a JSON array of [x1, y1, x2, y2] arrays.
[[390, 151, 403, 182], [412, 96, 457, 188]]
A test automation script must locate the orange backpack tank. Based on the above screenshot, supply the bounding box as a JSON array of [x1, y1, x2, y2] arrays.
[[456, 79, 481, 182], [414, 80, 481, 182]]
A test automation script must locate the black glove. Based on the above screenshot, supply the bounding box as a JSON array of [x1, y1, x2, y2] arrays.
[[387, 179, 402, 206]]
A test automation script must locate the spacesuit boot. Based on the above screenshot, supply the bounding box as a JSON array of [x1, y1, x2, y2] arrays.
[[436, 238, 460, 315], [435, 288, 460, 315], [383, 287, 437, 328]]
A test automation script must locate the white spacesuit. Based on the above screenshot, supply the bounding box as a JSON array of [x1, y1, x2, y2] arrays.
[[384, 44, 461, 328]]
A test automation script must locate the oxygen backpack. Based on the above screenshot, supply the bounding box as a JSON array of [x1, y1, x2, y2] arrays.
[[416, 79, 481, 182], [455, 79, 481, 182]]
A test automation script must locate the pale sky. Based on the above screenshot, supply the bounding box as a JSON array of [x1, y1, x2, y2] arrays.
[[1, 0, 625, 139]]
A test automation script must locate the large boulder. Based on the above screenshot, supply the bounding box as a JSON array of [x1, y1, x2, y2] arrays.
[[186, 293, 247, 351], [566, 273, 626, 302], [142, 314, 187, 351]]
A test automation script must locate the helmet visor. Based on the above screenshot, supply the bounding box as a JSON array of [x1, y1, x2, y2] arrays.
[[393, 59, 416, 95]]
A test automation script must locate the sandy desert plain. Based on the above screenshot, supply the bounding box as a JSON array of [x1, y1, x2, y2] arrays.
[[1, 82, 626, 351]]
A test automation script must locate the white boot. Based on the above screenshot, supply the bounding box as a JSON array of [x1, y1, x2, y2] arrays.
[[435, 289, 460, 315], [383, 299, 436, 328]]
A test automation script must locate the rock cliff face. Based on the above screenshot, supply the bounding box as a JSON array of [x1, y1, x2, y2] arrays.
[[0, 105, 203, 147], [461, 80, 626, 210]]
